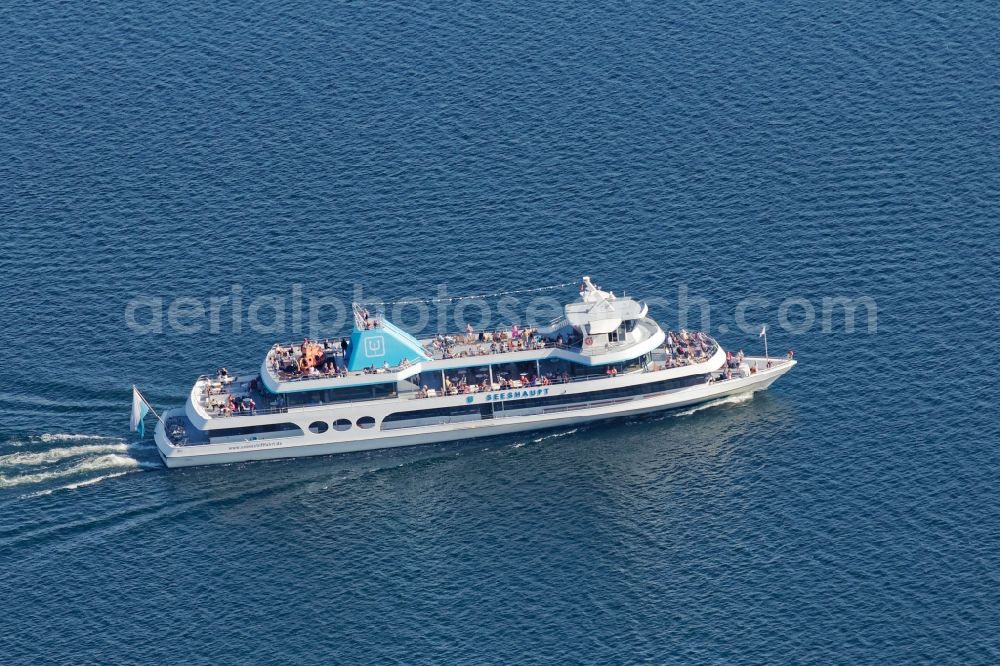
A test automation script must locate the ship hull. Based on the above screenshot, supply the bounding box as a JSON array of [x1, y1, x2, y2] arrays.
[[154, 358, 792, 468]]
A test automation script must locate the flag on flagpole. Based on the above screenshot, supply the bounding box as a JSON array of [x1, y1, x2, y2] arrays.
[[130, 386, 150, 437], [759, 325, 766, 337]]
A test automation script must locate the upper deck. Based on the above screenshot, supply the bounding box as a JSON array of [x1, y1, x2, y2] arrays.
[[259, 313, 664, 391], [189, 325, 721, 424]]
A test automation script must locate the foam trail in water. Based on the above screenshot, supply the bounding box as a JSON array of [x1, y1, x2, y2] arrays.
[[39, 433, 125, 444], [22, 472, 133, 498], [511, 428, 580, 448], [0, 443, 130, 468], [532, 428, 579, 443], [2, 433, 126, 448], [674, 391, 755, 417], [0, 454, 147, 489]]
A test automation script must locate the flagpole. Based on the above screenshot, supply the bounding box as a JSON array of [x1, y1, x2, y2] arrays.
[[764, 328, 769, 362], [133, 385, 164, 425]]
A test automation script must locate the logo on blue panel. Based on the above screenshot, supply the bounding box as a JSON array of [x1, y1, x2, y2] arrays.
[[364, 335, 385, 357]]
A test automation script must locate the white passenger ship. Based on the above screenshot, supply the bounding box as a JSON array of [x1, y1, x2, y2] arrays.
[[152, 277, 795, 467]]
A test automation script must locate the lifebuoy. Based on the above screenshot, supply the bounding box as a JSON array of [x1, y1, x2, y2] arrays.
[[584, 336, 593, 346]]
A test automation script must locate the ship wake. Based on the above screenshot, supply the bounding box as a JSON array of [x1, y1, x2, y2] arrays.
[[0, 433, 159, 496]]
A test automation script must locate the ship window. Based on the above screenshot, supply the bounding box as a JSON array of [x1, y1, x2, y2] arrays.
[[357, 416, 376, 429], [381, 404, 482, 430], [332, 418, 352, 431], [444, 365, 492, 390], [308, 421, 328, 434], [284, 382, 398, 408], [494, 374, 711, 412], [208, 422, 303, 440], [493, 360, 541, 384]]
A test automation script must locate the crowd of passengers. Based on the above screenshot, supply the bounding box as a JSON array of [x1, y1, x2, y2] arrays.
[[417, 370, 569, 398], [272, 336, 422, 379], [434, 326, 718, 362], [432, 323, 562, 359], [202, 368, 267, 416], [268, 326, 782, 384], [271, 338, 352, 379], [208, 337, 796, 412], [659, 330, 717, 368], [716, 348, 794, 379]]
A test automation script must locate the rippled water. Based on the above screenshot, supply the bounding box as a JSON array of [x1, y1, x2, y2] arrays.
[[2, 0, 999, 663]]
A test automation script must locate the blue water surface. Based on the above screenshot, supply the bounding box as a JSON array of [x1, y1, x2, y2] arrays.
[[1, 0, 999, 663]]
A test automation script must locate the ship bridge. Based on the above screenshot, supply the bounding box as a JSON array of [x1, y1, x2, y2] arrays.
[[563, 276, 651, 350]]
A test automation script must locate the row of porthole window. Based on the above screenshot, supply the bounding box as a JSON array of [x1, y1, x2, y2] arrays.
[[308, 417, 375, 434]]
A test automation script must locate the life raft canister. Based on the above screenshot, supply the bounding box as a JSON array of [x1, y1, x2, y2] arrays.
[[584, 336, 594, 346]]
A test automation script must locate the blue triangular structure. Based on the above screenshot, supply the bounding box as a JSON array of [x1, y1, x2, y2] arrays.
[[346, 319, 431, 371]]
